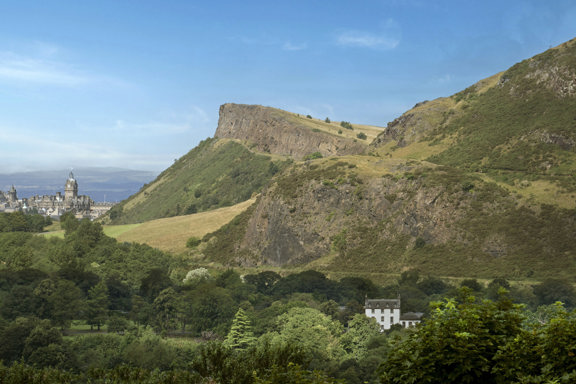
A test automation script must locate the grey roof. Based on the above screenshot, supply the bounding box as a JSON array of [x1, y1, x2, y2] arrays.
[[400, 312, 424, 321], [365, 299, 400, 309]]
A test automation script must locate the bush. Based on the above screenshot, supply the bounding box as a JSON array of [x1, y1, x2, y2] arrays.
[[186, 237, 201, 249], [340, 121, 353, 130], [303, 152, 323, 161], [356, 132, 367, 140]]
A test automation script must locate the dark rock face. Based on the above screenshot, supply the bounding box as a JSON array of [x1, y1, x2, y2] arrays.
[[215, 103, 366, 159], [236, 169, 469, 267]]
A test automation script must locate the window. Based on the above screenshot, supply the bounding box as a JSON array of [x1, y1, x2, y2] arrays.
[[371, 308, 375, 314], [390, 316, 394, 325], [381, 316, 384, 322]]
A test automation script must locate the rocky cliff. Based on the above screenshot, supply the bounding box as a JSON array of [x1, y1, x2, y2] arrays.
[[203, 157, 576, 279], [215, 103, 367, 159]]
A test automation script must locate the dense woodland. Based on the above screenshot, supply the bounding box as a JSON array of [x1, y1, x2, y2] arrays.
[[0, 211, 575, 383]]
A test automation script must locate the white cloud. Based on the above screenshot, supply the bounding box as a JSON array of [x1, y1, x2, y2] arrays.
[[431, 74, 453, 84], [114, 106, 210, 136], [337, 31, 399, 49], [0, 44, 124, 88], [0, 128, 172, 172], [0, 56, 90, 86], [336, 18, 401, 50], [282, 41, 308, 51]]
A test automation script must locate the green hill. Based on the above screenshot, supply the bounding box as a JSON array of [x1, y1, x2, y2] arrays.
[[104, 138, 289, 224], [372, 38, 576, 196], [102, 38, 576, 281], [198, 39, 576, 280]]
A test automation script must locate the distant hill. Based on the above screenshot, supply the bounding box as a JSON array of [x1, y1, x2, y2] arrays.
[[0, 168, 157, 202]]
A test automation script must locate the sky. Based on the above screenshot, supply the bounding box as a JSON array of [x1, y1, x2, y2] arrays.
[[0, 0, 575, 173]]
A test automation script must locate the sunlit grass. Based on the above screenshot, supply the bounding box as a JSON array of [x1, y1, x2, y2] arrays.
[[114, 199, 256, 254]]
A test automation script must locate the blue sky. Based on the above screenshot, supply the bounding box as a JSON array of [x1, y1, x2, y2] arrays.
[[0, 0, 575, 173]]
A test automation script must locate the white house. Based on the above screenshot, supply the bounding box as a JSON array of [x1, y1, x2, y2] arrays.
[[365, 298, 423, 331]]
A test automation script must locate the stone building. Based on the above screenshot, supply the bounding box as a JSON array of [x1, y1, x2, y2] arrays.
[[0, 172, 114, 219]]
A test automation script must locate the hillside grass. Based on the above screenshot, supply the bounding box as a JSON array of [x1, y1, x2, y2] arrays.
[[105, 138, 289, 224], [284, 112, 385, 142], [114, 199, 256, 254]]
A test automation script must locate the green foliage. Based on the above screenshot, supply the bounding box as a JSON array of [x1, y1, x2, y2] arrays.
[[0, 212, 51, 233], [356, 132, 367, 140], [533, 279, 576, 307], [86, 281, 108, 331], [340, 121, 353, 130], [268, 307, 345, 365], [182, 267, 212, 286], [325, 117, 331, 123], [185, 236, 201, 249], [381, 291, 525, 384], [340, 314, 380, 360], [303, 151, 323, 161], [225, 308, 256, 349], [427, 44, 576, 186]]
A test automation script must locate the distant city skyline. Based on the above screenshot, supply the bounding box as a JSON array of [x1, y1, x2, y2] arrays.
[[0, 0, 575, 173]]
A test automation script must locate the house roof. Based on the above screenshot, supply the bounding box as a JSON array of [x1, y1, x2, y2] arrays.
[[400, 312, 424, 321], [365, 299, 400, 309]]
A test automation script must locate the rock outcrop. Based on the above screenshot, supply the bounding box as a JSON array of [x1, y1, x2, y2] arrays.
[[215, 103, 366, 159]]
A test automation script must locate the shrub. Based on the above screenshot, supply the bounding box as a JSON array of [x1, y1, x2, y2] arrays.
[[303, 152, 323, 161], [340, 121, 353, 130]]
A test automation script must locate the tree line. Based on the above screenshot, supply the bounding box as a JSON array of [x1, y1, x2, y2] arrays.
[[0, 212, 575, 383]]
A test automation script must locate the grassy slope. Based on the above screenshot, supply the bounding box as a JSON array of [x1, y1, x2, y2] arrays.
[[426, 40, 576, 187], [40, 200, 254, 255], [105, 138, 288, 224], [283, 112, 384, 142], [113, 199, 255, 254]]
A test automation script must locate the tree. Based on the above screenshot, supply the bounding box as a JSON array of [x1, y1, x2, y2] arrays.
[[48, 279, 85, 329], [0, 317, 39, 363], [86, 280, 109, 331], [182, 267, 212, 285], [340, 121, 353, 130], [185, 283, 237, 336], [270, 307, 345, 365], [140, 268, 172, 300], [245, 271, 281, 294], [59, 212, 79, 234], [341, 314, 380, 360], [225, 308, 256, 349], [152, 287, 180, 332], [380, 290, 524, 384], [533, 278, 576, 307]]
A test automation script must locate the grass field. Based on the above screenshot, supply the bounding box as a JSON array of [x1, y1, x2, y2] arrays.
[[113, 198, 256, 254]]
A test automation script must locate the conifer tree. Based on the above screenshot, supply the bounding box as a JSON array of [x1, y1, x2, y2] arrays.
[[87, 280, 109, 331], [225, 308, 255, 349]]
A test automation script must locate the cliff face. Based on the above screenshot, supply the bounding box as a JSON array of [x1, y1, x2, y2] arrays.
[[215, 103, 366, 159], [204, 158, 576, 278], [239, 167, 467, 266]]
